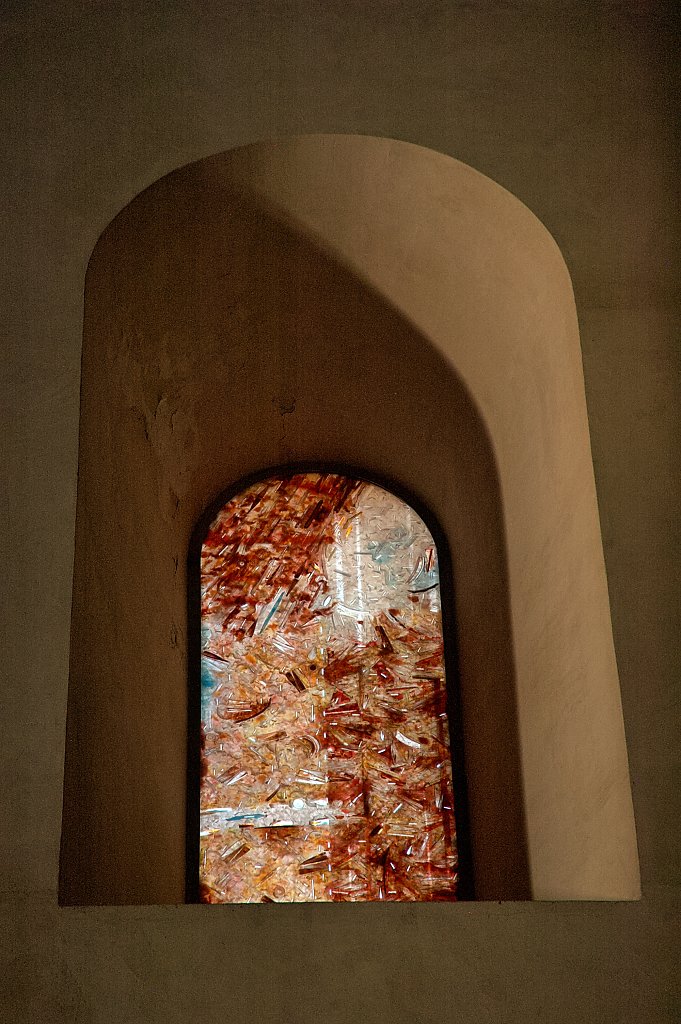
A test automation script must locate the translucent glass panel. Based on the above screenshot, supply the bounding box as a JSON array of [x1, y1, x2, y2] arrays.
[[199, 473, 459, 902]]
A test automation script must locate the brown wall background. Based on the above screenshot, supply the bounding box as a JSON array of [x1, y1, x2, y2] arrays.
[[2, 2, 679, 1021]]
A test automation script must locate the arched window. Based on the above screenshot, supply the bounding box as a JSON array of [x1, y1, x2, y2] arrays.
[[197, 471, 465, 902]]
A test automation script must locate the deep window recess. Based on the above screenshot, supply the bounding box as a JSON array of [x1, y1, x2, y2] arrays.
[[198, 471, 462, 902]]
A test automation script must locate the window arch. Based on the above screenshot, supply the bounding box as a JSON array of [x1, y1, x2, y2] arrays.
[[195, 470, 470, 902]]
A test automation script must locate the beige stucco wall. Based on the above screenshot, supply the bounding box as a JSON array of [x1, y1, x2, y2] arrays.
[[2, 2, 679, 1021]]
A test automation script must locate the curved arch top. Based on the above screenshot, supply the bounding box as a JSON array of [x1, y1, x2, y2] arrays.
[[61, 134, 639, 903]]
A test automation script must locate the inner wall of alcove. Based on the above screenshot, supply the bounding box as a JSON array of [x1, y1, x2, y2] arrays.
[[60, 179, 527, 904]]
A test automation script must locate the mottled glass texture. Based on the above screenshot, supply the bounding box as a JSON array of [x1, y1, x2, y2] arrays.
[[199, 473, 459, 902]]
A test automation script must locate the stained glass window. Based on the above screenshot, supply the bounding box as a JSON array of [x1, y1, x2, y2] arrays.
[[198, 472, 460, 902]]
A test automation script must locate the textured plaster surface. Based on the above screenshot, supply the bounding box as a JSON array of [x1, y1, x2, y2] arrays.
[[1, 1, 679, 1021]]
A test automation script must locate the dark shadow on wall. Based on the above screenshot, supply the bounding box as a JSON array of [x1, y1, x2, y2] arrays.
[[60, 169, 530, 903]]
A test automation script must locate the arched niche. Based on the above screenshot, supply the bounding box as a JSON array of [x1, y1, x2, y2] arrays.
[[59, 134, 639, 904]]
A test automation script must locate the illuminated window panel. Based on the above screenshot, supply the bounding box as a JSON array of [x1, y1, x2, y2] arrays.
[[199, 472, 459, 902]]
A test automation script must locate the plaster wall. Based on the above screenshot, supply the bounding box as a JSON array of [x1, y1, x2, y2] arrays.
[[2, 2, 679, 1022]]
